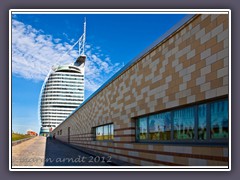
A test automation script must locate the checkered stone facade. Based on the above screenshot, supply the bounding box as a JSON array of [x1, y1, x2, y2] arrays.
[[52, 14, 229, 166]]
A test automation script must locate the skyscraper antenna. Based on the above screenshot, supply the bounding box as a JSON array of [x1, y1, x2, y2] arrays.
[[79, 17, 86, 55], [58, 18, 86, 63]]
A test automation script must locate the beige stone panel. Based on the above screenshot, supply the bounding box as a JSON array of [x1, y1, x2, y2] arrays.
[[191, 38, 201, 50], [187, 79, 196, 89], [223, 18, 229, 30], [132, 144, 147, 150], [179, 40, 187, 51], [179, 97, 187, 105], [186, 36, 195, 46], [168, 41, 175, 50], [211, 41, 224, 55], [118, 155, 129, 162], [216, 14, 228, 26], [173, 156, 189, 165], [135, 159, 144, 165], [195, 59, 206, 71], [206, 70, 217, 82], [207, 160, 228, 166], [210, 78, 223, 89], [200, 15, 211, 29], [191, 86, 201, 96], [156, 98, 165, 111], [191, 69, 201, 81], [192, 146, 224, 156], [189, 54, 200, 66], [168, 94, 176, 102], [195, 44, 206, 56], [116, 136, 134, 142], [205, 18, 217, 33], [140, 160, 158, 166], [196, 92, 206, 102], [191, 15, 201, 28], [216, 86, 228, 96], [138, 152, 156, 160], [188, 158, 208, 166], [156, 154, 174, 163], [205, 37, 217, 49], [183, 64, 192, 74], [151, 144, 164, 151], [223, 76, 229, 86]]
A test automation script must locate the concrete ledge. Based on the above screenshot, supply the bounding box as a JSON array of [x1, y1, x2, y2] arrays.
[[55, 139, 135, 166], [12, 136, 36, 146]]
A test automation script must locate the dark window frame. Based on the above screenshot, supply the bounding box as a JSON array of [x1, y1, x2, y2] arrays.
[[135, 98, 229, 145], [93, 123, 114, 141]]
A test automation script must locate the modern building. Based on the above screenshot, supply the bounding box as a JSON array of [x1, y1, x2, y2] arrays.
[[39, 55, 86, 136], [39, 19, 87, 136], [52, 14, 229, 166], [27, 130, 38, 136]]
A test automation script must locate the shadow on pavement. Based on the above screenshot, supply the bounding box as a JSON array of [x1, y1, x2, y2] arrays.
[[44, 137, 110, 166]]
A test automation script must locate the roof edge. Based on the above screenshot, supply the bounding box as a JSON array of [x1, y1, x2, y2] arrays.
[[59, 14, 196, 126]]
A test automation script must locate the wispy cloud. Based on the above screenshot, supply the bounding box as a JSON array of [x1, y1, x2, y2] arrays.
[[12, 19, 124, 95]]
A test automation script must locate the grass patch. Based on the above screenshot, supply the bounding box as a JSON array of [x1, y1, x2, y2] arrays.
[[12, 133, 32, 141]]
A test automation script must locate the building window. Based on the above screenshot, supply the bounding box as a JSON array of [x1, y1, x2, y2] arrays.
[[210, 99, 228, 139], [198, 104, 207, 140], [136, 98, 228, 143], [136, 117, 148, 140], [95, 123, 114, 141], [173, 107, 195, 140], [149, 112, 171, 141]]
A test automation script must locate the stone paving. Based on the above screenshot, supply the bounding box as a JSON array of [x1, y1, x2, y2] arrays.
[[44, 138, 109, 166], [12, 136, 46, 166], [12, 136, 109, 167]]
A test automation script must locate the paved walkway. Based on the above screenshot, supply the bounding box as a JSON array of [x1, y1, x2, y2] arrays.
[[12, 136, 110, 166], [44, 138, 109, 166], [12, 136, 47, 166]]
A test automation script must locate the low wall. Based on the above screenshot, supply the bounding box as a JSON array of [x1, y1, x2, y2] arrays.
[[12, 136, 36, 146]]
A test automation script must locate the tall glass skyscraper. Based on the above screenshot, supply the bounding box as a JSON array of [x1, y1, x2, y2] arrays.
[[39, 19, 87, 136], [39, 55, 86, 136]]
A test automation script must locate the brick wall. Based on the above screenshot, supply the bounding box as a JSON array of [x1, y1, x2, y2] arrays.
[[52, 14, 229, 166]]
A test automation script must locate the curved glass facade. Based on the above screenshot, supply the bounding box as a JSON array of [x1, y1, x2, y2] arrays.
[[39, 56, 85, 136]]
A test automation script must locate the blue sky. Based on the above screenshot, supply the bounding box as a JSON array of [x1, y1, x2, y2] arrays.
[[11, 12, 187, 134]]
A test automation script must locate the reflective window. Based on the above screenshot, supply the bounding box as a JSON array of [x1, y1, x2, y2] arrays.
[[95, 124, 114, 141], [135, 98, 228, 143], [96, 126, 103, 140], [198, 104, 207, 140], [103, 125, 109, 140], [136, 117, 148, 140], [173, 107, 195, 140], [109, 124, 114, 140], [149, 112, 171, 140], [210, 100, 228, 139]]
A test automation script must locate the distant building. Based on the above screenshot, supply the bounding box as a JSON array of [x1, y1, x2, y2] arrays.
[[39, 55, 86, 136], [39, 20, 87, 137], [27, 130, 38, 136]]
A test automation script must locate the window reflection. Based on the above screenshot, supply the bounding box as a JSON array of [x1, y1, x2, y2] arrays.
[[173, 107, 195, 140], [135, 99, 229, 142], [95, 124, 114, 141], [103, 125, 109, 140], [109, 124, 114, 140], [198, 104, 207, 140], [137, 117, 148, 140], [96, 126, 103, 140], [149, 112, 171, 140], [210, 100, 228, 139]]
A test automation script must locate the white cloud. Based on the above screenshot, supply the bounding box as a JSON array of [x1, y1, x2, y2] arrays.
[[12, 19, 124, 95]]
